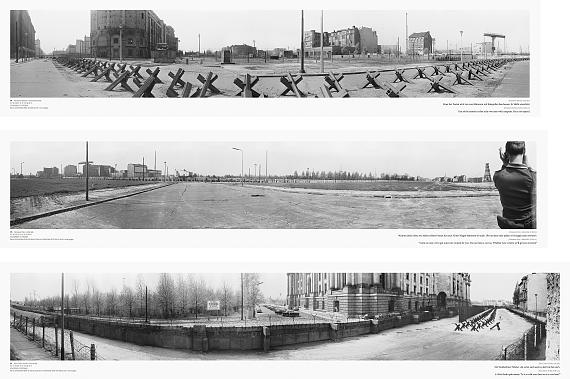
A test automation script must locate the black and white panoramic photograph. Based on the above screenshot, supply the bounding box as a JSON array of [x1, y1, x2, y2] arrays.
[[9, 141, 537, 229], [9, 272, 560, 361], [10, 9, 530, 98]]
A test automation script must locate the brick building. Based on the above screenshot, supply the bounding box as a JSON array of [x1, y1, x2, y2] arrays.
[[287, 273, 470, 317], [408, 31, 433, 56], [90, 10, 177, 59], [10, 10, 36, 60]]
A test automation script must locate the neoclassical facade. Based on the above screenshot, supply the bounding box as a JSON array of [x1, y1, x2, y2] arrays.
[[287, 273, 471, 317]]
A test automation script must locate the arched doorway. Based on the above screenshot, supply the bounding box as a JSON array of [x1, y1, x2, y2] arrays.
[[437, 292, 447, 309]]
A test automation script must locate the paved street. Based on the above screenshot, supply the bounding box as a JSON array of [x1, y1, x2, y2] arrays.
[[10, 328, 56, 360], [259, 309, 533, 360], [14, 182, 501, 229], [492, 61, 530, 97], [9, 309, 534, 360]]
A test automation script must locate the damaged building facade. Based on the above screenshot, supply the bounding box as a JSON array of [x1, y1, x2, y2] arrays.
[[90, 10, 177, 59], [287, 273, 471, 317]]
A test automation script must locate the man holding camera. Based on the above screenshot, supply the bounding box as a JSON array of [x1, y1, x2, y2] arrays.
[[493, 141, 537, 229]]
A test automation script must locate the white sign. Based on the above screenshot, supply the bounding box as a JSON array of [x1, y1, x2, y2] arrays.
[[207, 300, 221, 311]]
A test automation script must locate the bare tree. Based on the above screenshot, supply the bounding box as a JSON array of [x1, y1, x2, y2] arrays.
[[121, 286, 135, 318], [176, 274, 190, 317], [72, 279, 80, 309], [105, 288, 118, 317], [92, 288, 103, 316], [82, 279, 92, 315], [189, 276, 207, 319], [244, 273, 264, 319], [219, 282, 234, 317], [156, 273, 176, 319], [135, 274, 146, 318]]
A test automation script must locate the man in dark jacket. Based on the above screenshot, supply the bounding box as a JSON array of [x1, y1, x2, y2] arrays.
[[493, 141, 536, 229]]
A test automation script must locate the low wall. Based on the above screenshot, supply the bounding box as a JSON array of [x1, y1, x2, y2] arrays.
[[15, 309, 457, 353]]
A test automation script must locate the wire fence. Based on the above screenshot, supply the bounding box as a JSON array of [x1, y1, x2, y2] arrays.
[[11, 310, 102, 360], [497, 322, 545, 360]]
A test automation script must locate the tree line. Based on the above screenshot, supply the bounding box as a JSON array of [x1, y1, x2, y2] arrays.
[[21, 273, 266, 320]]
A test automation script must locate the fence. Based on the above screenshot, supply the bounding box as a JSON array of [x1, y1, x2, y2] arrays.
[[498, 322, 545, 360], [54, 55, 528, 99], [11, 310, 101, 360]]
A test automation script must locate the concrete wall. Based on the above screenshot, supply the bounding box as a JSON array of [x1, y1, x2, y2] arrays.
[[49, 310, 457, 353]]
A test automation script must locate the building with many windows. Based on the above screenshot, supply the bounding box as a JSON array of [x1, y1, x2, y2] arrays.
[[10, 10, 36, 60], [407, 31, 433, 56], [287, 273, 470, 317], [513, 273, 548, 314], [90, 10, 176, 59]]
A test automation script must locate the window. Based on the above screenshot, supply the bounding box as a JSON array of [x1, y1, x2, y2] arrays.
[[113, 38, 119, 44], [406, 284, 409, 294]]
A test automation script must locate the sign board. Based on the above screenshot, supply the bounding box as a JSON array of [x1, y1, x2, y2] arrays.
[[207, 300, 221, 311]]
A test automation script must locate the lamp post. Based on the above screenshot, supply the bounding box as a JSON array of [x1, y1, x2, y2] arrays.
[[232, 147, 244, 186], [460, 30, 464, 63], [164, 161, 167, 182], [20, 162, 24, 176], [300, 10, 305, 73], [320, 10, 324, 73], [119, 24, 123, 62], [534, 293, 538, 321]]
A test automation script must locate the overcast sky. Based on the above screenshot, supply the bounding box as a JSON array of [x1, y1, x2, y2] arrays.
[[10, 273, 525, 302], [10, 141, 537, 179], [29, 10, 529, 54]]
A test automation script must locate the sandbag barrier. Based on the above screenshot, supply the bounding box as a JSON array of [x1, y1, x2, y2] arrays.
[[53, 57, 528, 98]]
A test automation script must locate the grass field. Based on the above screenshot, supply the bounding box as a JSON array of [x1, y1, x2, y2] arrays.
[[249, 180, 496, 192], [10, 178, 159, 198]]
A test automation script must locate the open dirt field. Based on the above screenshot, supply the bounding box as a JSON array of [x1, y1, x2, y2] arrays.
[[250, 180, 496, 193], [10, 178, 160, 198], [10, 57, 529, 98], [11, 182, 502, 229]]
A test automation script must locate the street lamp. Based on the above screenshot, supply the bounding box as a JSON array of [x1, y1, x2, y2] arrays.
[[460, 30, 464, 63], [534, 293, 538, 320], [232, 147, 244, 186], [300, 10, 305, 73]]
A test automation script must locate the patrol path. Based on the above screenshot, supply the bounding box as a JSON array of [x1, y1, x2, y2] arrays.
[[13, 182, 501, 229]]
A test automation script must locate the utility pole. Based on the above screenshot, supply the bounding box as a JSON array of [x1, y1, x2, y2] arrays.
[[142, 157, 145, 181], [198, 34, 201, 57], [20, 162, 24, 176], [145, 286, 148, 323], [265, 151, 268, 182], [60, 273, 65, 360], [154, 150, 156, 171], [320, 10, 324, 73], [79, 142, 93, 201], [300, 10, 305, 73]]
